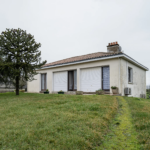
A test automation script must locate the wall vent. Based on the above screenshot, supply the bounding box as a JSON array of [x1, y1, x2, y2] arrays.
[[124, 87, 131, 95]]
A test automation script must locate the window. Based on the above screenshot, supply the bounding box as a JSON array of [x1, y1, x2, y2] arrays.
[[102, 66, 110, 90], [128, 67, 133, 83], [41, 74, 47, 91], [74, 70, 77, 90]]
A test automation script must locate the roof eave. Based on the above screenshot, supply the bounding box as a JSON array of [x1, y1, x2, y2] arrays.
[[39, 53, 148, 71], [122, 54, 149, 71]]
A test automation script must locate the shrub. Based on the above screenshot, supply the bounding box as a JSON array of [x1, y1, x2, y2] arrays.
[[111, 86, 118, 89], [58, 90, 64, 92], [96, 89, 104, 95]]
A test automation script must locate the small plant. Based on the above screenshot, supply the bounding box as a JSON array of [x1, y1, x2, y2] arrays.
[[96, 89, 103, 92], [59, 90, 64, 92], [58, 90, 64, 94], [44, 89, 49, 94], [111, 86, 118, 94], [111, 86, 118, 89], [96, 89, 104, 95]]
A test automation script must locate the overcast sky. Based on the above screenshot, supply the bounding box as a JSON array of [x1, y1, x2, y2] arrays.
[[0, 0, 150, 84]]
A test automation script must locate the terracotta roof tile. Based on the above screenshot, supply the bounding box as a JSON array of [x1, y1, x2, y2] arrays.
[[43, 52, 123, 67]]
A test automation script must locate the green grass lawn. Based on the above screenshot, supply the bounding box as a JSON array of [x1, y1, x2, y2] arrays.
[[124, 97, 150, 149], [100, 96, 140, 150], [0, 93, 118, 150]]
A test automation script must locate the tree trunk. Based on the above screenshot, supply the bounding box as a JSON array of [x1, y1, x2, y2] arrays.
[[16, 76, 19, 95]]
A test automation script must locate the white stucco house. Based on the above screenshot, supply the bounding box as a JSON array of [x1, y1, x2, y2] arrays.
[[27, 42, 148, 98]]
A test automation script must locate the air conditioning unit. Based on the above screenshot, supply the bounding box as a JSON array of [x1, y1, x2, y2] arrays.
[[124, 88, 131, 95]]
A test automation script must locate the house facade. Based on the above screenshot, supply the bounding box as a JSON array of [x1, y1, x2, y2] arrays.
[[27, 42, 148, 98]]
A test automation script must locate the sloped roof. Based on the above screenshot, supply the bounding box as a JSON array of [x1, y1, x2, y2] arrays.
[[43, 52, 123, 67]]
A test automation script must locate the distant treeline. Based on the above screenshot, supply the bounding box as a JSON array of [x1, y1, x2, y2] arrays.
[[147, 85, 150, 93]]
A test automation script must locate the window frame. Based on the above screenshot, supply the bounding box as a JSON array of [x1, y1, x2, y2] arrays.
[[68, 70, 77, 91]]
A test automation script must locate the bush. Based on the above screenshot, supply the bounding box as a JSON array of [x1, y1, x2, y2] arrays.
[[96, 89, 104, 95], [58, 90, 64, 92], [147, 93, 150, 99]]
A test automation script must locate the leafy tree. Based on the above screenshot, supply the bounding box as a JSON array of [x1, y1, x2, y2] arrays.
[[0, 28, 46, 95], [0, 53, 10, 87]]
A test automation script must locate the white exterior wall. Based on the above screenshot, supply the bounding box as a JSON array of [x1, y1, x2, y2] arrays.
[[27, 57, 147, 97], [27, 58, 120, 94], [120, 58, 146, 97], [27, 74, 41, 93]]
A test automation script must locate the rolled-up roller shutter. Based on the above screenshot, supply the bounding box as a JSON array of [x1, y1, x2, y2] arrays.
[[53, 71, 67, 91], [80, 67, 101, 92]]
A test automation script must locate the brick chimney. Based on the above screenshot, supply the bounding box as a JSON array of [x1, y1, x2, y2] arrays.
[[107, 42, 121, 53]]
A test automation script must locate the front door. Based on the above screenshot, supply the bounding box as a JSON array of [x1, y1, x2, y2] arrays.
[[102, 66, 110, 91], [41, 74, 47, 91], [68, 70, 77, 91]]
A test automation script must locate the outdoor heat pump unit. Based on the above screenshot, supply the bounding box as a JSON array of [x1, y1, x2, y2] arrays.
[[124, 87, 131, 95]]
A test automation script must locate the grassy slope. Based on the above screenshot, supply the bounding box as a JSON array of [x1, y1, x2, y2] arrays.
[[100, 96, 140, 150], [124, 97, 150, 149], [0, 93, 118, 150]]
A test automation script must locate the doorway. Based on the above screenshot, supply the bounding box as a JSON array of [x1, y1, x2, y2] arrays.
[[68, 70, 77, 91]]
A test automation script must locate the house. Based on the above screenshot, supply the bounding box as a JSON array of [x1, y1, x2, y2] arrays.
[[27, 42, 148, 98]]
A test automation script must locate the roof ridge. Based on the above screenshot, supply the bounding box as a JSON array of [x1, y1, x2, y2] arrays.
[[44, 52, 107, 65], [43, 51, 123, 67]]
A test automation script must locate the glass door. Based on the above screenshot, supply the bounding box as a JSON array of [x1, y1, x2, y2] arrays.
[[102, 66, 110, 91], [68, 70, 77, 91], [68, 71, 73, 91]]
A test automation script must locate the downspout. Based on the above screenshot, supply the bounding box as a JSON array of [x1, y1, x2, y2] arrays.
[[120, 58, 122, 95], [118, 57, 120, 94], [126, 60, 128, 88]]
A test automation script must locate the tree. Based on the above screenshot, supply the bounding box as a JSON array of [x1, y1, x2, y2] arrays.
[[12, 77, 27, 89], [0, 28, 47, 95], [0, 53, 10, 87]]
